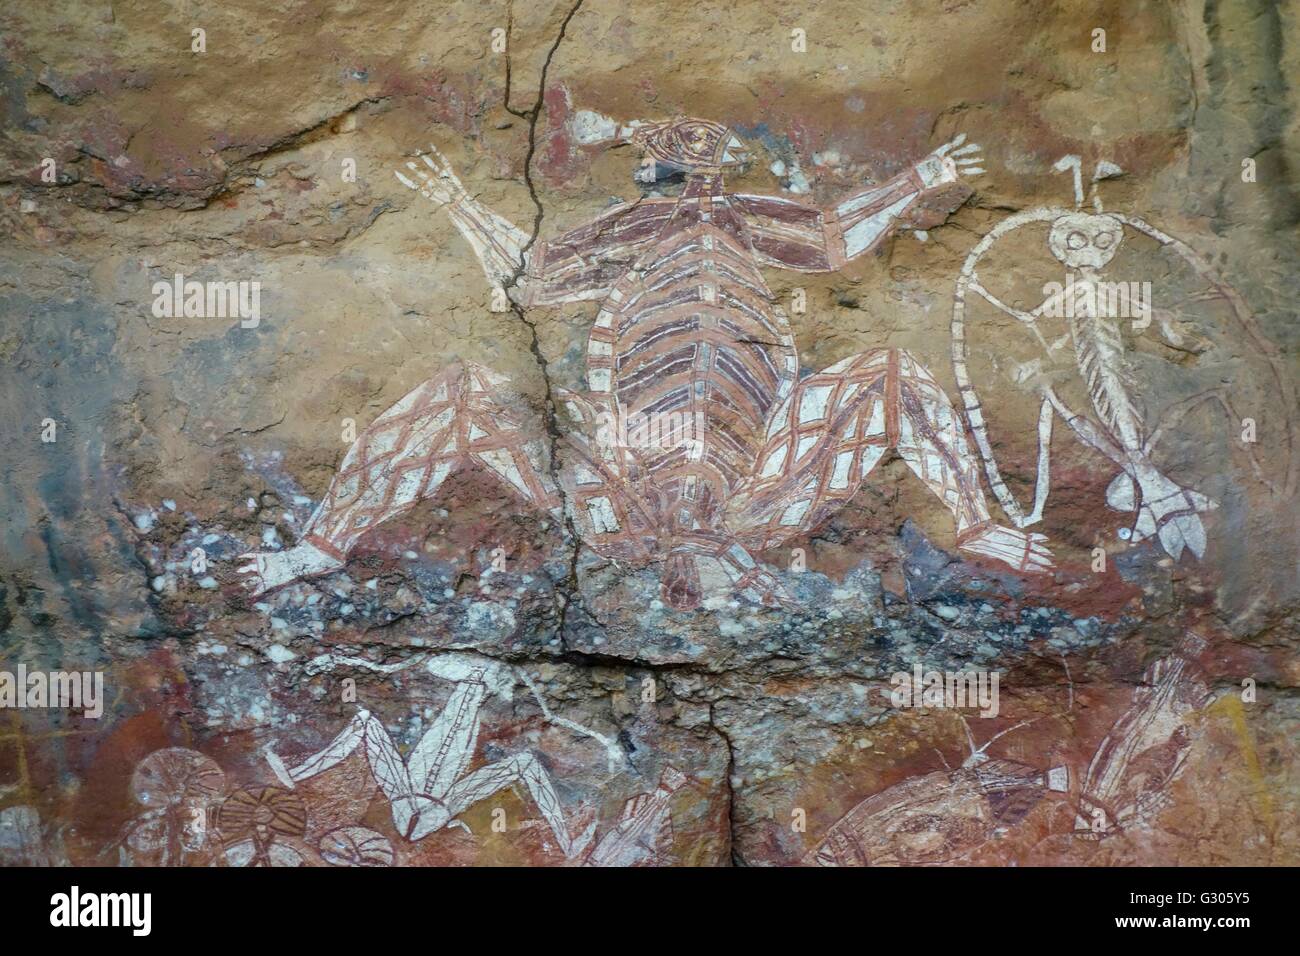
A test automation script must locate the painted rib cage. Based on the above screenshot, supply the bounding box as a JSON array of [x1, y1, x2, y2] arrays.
[[599, 202, 797, 530]]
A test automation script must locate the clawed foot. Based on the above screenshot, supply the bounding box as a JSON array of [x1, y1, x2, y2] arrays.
[[237, 540, 344, 596], [394, 144, 467, 206], [959, 524, 1054, 573], [1150, 509, 1209, 562], [1110, 472, 1215, 560]]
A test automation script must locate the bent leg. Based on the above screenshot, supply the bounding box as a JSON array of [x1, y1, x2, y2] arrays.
[[892, 351, 1052, 572], [443, 752, 594, 859], [239, 363, 559, 594], [729, 350, 893, 551], [407, 679, 488, 800], [729, 349, 1051, 573], [266, 710, 420, 836]]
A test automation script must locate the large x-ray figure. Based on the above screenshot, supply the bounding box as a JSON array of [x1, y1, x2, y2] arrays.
[[265, 652, 617, 858], [239, 112, 1051, 610]]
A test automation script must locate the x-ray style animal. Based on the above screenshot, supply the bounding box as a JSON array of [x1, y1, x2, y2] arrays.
[[237, 113, 1053, 610], [806, 636, 1215, 864], [264, 652, 617, 858], [1074, 633, 1212, 837], [581, 765, 687, 867], [805, 717, 1070, 866], [949, 156, 1290, 560]]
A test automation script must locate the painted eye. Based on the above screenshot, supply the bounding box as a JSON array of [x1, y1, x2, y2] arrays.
[[1094, 232, 1114, 248], [1067, 232, 1087, 249]]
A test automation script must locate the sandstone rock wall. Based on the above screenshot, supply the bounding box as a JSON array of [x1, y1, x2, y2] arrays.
[[0, 0, 1296, 866]]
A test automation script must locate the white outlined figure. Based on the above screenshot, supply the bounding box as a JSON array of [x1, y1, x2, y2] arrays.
[[264, 652, 616, 857], [949, 156, 1295, 560], [237, 117, 1052, 609]]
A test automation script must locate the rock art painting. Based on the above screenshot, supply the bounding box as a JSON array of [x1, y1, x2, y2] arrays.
[[264, 652, 614, 857], [238, 119, 1048, 613], [805, 637, 1214, 865], [952, 158, 1295, 559], [1, 0, 1296, 876]]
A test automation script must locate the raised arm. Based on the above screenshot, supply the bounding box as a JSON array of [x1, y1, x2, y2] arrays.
[[521, 198, 675, 307], [396, 146, 530, 286], [735, 135, 985, 272], [396, 145, 669, 306]]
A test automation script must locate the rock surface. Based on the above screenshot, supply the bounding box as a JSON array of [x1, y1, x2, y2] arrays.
[[0, 0, 1296, 866]]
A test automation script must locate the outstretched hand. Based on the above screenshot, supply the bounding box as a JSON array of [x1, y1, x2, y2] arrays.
[[917, 133, 986, 188], [395, 144, 468, 206]]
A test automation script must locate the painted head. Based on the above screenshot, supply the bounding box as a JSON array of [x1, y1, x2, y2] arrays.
[[570, 109, 752, 184], [1048, 212, 1124, 270]]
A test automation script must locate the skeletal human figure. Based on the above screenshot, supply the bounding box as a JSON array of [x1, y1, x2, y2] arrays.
[[239, 114, 1051, 608], [264, 652, 608, 858], [952, 157, 1229, 560]]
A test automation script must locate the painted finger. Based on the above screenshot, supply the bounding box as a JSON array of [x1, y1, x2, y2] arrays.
[[936, 132, 968, 155], [426, 146, 461, 182]]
